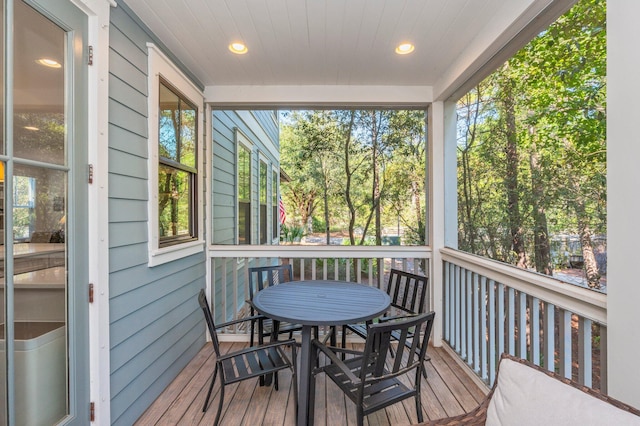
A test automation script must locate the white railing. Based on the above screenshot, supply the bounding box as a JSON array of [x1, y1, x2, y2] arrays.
[[441, 248, 607, 391], [207, 245, 432, 337]]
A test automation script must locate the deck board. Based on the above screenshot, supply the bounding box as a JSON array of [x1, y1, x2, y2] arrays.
[[135, 342, 487, 425]]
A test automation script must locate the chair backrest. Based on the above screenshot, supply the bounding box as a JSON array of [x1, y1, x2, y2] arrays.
[[248, 264, 293, 299], [198, 289, 221, 357], [386, 269, 429, 315], [359, 311, 435, 381]]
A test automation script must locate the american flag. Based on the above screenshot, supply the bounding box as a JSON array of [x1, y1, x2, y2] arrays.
[[278, 195, 287, 224]]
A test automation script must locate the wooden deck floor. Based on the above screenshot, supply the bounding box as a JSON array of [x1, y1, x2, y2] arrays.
[[135, 342, 487, 426]]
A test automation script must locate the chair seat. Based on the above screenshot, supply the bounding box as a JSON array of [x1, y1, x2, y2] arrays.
[[344, 323, 368, 339], [221, 345, 292, 385], [323, 356, 416, 414]]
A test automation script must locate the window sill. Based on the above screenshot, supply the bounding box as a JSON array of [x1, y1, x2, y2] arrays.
[[148, 239, 205, 267]]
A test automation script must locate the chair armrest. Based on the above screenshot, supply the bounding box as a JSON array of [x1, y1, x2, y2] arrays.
[[378, 313, 418, 323], [312, 339, 361, 384], [216, 314, 265, 330]]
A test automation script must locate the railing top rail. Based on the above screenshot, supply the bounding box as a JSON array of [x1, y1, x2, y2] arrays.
[[441, 247, 606, 324], [208, 244, 433, 258]]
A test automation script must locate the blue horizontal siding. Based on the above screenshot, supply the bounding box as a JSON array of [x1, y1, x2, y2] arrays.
[[108, 3, 206, 424]]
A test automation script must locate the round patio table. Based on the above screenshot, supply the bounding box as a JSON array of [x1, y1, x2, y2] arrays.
[[252, 280, 390, 426]]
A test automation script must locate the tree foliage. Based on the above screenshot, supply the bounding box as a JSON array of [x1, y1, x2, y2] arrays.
[[280, 109, 426, 245], [456, 0, 606, 288]]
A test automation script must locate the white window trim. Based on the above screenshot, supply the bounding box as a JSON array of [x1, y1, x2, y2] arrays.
[[236, 129, 253, 245], [271, 164, 280, 245], [147, 43, 205, 266], [258, 154, 269, 245]]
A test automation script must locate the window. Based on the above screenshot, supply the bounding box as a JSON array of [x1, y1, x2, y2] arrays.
[[238, 143, 251, 244], [158, 80, 197, 246], [13, 175, 36, 240], [272, 169, 278, 241], [259, 160, 267, 244], [147, 44, 204, 266]]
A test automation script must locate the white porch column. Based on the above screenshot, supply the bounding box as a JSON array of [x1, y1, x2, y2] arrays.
[[429, 100, 457, 346], [607, 0, 640, 409]]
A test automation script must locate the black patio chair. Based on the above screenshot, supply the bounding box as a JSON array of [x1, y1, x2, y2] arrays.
[[313, 312, 436, 426], [198, 289, 297, 426], [341, 269, 430, 375], [246, 264, 301, 347]]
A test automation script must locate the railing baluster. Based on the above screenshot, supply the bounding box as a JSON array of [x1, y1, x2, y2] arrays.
[[461, 267, 467, 360], [497, 283, 505, 358], [322, 258, 327, 280], [518, 291, 527, 359], [466, 270, 473, 364], [480, 275, 488, 381], [444, 261, 450, 342], [488, 279, 496, 386], [558, 309, 572, 379], [454, 265, 461, 352], [473, 272, 480, 373], [357, 258, 362, 283], [311, 258, 317, 280], [508, 287, 515, 356], [334, 258, 339, 280], [579, 317, 593, 387], [544, 303, 555, 372], [531, 297, 540, 365], [300, 258, 305, 280], [368, 259, 373, 286]]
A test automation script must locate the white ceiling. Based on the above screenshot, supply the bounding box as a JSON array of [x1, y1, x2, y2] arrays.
[[122, 0, 570, 103]]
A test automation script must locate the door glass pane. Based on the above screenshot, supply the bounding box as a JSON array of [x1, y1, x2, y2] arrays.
[[8, 2, 69, 424], [13, 1, 65, 165]]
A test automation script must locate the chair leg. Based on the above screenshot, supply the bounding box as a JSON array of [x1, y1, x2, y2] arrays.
[[203, 364, 219, 412], [291, 345, 298, 417], [213, 383, 225, 426], [416, 367, 424, 423], [341, 325, 347, 360], [415, 392, 423, 423], [250, 319, 255, 347], [357, 409, 364, 426]]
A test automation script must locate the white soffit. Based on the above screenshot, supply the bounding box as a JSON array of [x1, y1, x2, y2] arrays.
[[123, 0, 559, 104]]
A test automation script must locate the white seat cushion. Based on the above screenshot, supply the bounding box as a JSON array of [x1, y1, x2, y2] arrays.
[[486, 358, 640, 426]]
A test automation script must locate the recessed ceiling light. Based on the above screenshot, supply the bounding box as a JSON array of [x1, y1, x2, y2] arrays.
[[228, 42, 248, 55], [24, 126, 39, 131], [395, 43, 415, 55], [35, 58, 62, 68]]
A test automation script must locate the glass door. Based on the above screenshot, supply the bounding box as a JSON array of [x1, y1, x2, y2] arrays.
[[0, 0, 88, 424]]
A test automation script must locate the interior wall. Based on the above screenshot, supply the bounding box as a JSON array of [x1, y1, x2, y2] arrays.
[[606, 0, 640, 409]]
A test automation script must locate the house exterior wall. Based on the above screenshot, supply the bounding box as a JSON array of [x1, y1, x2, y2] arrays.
[[107, 4, 206, 424], [211, 110, 280, 322]]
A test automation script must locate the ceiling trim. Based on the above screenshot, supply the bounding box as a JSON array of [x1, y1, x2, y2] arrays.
[[204, 85, 433, 109]]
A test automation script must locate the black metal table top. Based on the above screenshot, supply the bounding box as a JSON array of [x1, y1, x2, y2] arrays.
[[252, 280, 390, 326]]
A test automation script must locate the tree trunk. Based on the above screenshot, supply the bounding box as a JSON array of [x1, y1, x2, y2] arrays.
[[342, 112, 357, 245], [501, 76, 528, 269], [578, 221, 601, 289], [371, 112, 382, 246], [571, 183, 601, 289], [529, 143, 552, 275]]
